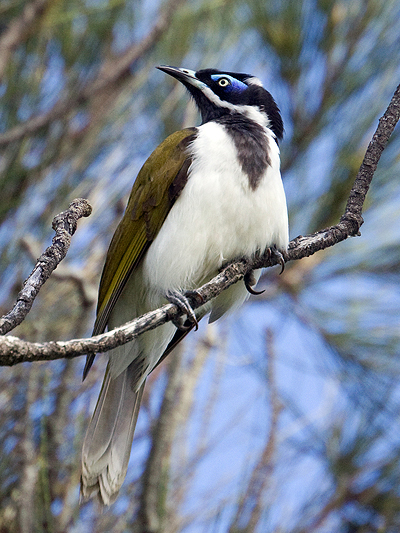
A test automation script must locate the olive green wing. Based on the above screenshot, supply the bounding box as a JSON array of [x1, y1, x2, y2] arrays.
[[83, 128, 197, 379]]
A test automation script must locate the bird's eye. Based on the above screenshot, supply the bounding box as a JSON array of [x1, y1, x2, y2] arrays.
[[218, 78, 231, 87]]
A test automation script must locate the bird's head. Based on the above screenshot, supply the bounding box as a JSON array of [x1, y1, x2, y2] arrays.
[[157, 65, 283, 140]]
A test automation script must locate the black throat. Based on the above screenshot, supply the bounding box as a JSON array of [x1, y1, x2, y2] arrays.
[[216, 114, 272, 190]]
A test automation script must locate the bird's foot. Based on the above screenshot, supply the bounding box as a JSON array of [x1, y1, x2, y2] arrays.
[[268, 245, 285, 274], [244, 270, 265, 296], [166, 289, 203, 331]]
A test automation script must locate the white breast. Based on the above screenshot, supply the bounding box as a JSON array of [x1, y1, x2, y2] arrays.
[[143, 121, 288, 302]]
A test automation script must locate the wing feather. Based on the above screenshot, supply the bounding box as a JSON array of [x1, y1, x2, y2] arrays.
[[84, 128, 197, 379]]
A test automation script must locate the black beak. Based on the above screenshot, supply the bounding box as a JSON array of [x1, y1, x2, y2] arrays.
[[157, 66, 206, 90]]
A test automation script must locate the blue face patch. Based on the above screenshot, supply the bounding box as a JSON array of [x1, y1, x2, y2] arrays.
[[211, 74, 247, 92]]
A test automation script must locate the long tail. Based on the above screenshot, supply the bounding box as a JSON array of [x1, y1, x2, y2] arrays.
[[81, 363, 145, 505]]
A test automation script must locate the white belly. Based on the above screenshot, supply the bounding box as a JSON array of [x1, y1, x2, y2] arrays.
[[143, 121, 288, 298]]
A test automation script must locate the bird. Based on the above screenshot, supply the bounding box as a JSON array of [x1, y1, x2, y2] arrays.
[[80, 65, 289, 505]]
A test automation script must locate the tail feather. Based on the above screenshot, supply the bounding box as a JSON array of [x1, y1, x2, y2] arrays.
[[81, 363, 145, 505]]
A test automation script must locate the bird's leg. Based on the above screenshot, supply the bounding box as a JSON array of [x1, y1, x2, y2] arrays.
[[269, 245, 285, 274], [166, 289, 203, 331], [218, 256, 264, 296], [244, 270, 265, 296], [243, 245, 285, 295]]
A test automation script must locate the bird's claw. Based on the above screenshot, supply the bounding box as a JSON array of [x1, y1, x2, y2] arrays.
[[244, 246, 285, 295], [244, 270, 265, 296], [166, 289, 202, 331], [268, 246, 285, 274]]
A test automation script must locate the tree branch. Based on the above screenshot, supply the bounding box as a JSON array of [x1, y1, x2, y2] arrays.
[[277, 83, 400, 264], [0, 198, 92, 336], [0, 83, 399, 367]]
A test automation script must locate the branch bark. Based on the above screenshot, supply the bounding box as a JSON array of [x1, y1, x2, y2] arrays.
[[0, 83, 399, 367]]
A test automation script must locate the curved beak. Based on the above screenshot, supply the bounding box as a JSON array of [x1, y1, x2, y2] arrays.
[[157, 65, 207, 90]]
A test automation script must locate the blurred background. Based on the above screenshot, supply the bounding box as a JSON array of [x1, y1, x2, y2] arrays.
[[0, 0, 400, 531]]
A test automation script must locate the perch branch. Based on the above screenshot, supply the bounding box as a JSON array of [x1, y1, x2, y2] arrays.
[[0, 83, 399, 366]]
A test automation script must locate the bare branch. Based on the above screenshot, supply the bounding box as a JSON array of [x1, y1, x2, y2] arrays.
[[20, 236, 97, 310], [344, 83, 400, 226], [0, 198, 92, 336], [0, 0, 186, 147], [279, 82, 400, 263], [0, 84, 398, 367]]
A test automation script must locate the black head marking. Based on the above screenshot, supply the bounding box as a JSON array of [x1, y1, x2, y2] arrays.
[[158, 66, 283, 140], [158, 66, 284, 189], [192, 69, 284, 140], [195, 69, 252, 104]]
